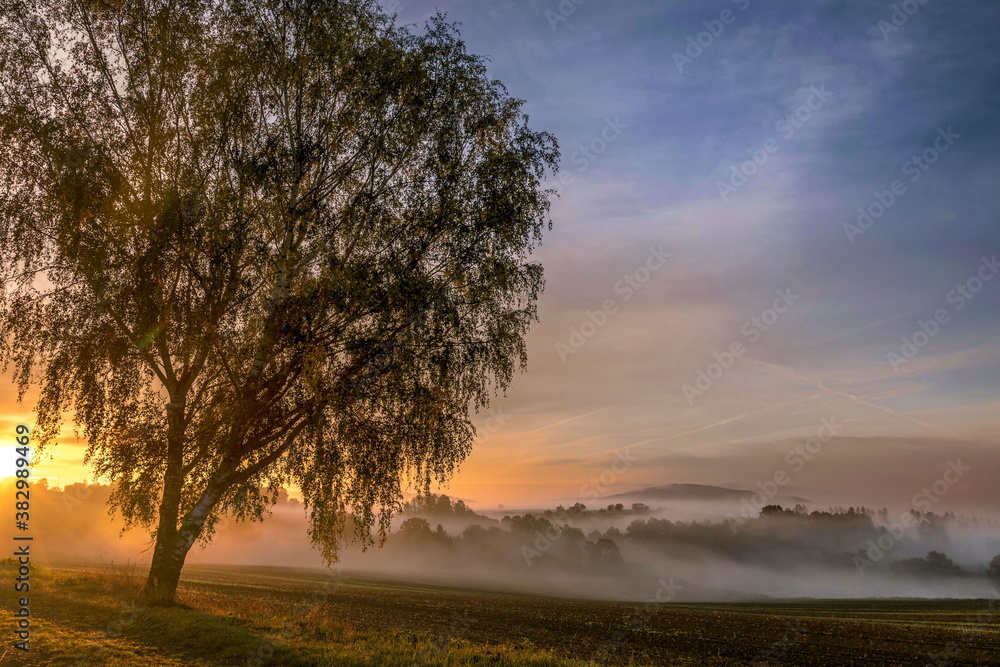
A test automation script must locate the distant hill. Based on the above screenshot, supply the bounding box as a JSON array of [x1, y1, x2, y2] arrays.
[[603, 483, 809, 505]]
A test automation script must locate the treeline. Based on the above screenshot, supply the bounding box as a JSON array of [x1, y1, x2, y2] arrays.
[[390, 495, 1000, 581], [8, 480, 998, 586]]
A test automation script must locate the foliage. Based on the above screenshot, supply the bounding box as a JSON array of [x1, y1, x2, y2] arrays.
[[381, 503, 996, 581], [890, 550, 966, 577], [0, 0, 556, 600], [988, 554, 1000, 580], [402, 493, 491, 523]]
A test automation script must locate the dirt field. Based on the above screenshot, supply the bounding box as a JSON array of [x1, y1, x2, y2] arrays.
[[2, 562, 998, 665]]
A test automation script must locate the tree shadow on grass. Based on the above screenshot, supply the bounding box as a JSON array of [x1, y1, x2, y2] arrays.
[[29, 589, 314, 666], [113, 604, 319, 667]]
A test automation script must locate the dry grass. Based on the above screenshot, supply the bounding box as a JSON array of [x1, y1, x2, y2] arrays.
[[0, 563, 589, 666]]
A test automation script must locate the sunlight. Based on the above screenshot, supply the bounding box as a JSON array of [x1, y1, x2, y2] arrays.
[[0, 445, 25, 480]]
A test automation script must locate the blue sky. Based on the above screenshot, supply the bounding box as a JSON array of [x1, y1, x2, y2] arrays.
[[9, 0, 997, 511], [375, 0, 1000, 510]]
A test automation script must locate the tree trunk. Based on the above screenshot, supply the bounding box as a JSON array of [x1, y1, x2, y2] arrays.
[[141, 397, 191, 605], [141, 471, 224, 605], [141, 497, 219, 604], [142, 529, 190, 605]]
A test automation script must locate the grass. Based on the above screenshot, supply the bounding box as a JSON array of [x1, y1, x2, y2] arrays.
[[1, 562, 583, 667], [1, 561, 998, 666]]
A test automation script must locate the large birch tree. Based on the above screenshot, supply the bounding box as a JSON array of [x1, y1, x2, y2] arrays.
[[0, 0, 557, 603]]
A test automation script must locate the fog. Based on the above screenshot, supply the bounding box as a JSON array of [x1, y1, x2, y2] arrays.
[[7, 480, 999, 602]]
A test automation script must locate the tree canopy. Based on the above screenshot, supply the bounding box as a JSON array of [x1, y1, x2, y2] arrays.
[[0, 0, 557, 602]]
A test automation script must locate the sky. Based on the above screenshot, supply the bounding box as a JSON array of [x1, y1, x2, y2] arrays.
[[3, 0, 999, 513]]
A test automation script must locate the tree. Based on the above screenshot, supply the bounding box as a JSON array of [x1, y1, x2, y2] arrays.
[[893, 551, 965, 578], [395, 517, 433, 544], [0, 0, 557, 604], [987, 555, 1000, 581], [585, 537, 622, 569]]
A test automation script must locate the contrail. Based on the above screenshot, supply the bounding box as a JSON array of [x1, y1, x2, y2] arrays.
[[809, 315, 902, 347], [588, 394, 820, 456], [523, 406, 612, 434], [657, 394, 822, 444], [741, 358, 969, 441]]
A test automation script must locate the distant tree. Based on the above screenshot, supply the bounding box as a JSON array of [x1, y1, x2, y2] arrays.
[[502, 514, 553, 538], [603, 526, 624, 542], [393, 517, 453, 548], [585, 538, 623, 568], [625, 517, 675, 543], [402, 493, 483, 520], [912, 513, 949, 540], [924, 551, 958, 572], [893, 551, 965, 577], [396, 517, 434, 543], [987, 555, 1000, 580], [560, 525, 586, 545], [0, 0, 556, 604], [462, 524, 488, 542], [433, 523, 451, 545], [631, 502, 650, 513]]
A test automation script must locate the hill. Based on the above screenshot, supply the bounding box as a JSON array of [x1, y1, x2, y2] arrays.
[[604, 483, 810, 506]]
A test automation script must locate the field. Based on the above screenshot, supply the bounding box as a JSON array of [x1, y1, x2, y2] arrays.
[[1, 562, 998, 666]]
